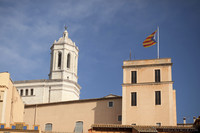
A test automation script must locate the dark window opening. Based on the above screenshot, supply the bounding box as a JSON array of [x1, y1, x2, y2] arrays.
[[155, 91, 161, 105], [156, 123, 161, 126], [67, 53, 70, 68], [155, 69, 160, 82], [131, 71, 137, 84], [108, 101, 113, 107], [131, 92, 137, 106], [25, 89, 28, 96], [20, 89, 23, 96], [31, 89, 34, 96], [118, 115, 122, 122], [58, 52, 62, 68]]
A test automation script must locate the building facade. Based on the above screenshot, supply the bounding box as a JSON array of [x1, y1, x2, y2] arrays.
[[24, 95, 122, 133], [0, 72, 24, 127], [10, 28, 177, 132], [14, 28, 81, 104], [122, 58, 177, 126]]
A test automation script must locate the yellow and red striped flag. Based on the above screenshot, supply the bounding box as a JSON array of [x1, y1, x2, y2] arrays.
[[143, 30, 157, 48]]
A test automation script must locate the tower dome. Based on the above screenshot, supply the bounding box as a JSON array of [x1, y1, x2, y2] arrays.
[[49, 27, 79, 82]]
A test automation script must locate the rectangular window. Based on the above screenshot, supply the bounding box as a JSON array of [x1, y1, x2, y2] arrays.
[[131, 71, 137, 84], [108, 101, 113, 107], [131, 92, 137, 106], [155, 69, 160, 82], [155, 91, 161, 105], [156, 123, 161, 126], [31, 89, 34, 96], [118, 115, 122, 122]]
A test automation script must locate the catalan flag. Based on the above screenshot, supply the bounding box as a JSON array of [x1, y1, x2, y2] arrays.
[[143, 30, 157, 48]]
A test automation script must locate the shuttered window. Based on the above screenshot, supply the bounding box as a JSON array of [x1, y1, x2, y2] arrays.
[[131, 92, 137, 106], [155, 91, 161, 105], [45, 123, 52, 131], [131, 71, 137, 84], [155, 69, 160, 82], [74, 121, 83, 133]]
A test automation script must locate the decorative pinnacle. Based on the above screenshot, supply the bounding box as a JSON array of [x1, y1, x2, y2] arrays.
[[64, 25, 68, 30]]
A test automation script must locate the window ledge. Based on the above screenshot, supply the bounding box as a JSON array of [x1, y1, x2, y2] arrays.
[[21, 95, 36, 97], [122, 81, 174, 86]]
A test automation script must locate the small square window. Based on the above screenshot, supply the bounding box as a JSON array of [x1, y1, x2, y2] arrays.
[[156, 123, 161, 126], [45, 123, 52, 131], [132, 123, 136, 125], [118, 115, 122, 122], [108, 101, 113, 107]]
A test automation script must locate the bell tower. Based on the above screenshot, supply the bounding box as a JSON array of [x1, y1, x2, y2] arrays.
[[49, 27, 79, 82]]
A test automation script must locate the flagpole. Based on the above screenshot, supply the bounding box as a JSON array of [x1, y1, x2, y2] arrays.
[[157, 26, 159, 59]]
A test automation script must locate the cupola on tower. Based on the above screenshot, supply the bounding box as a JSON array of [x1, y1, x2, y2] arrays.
[[49, 27, 78, 82], [14, 27, 81, 104]]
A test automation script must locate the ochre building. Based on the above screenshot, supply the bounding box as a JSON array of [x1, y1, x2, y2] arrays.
[[0, 72, 24, 127], [10, 28, 177, 132], [122, 58, 177, 126]]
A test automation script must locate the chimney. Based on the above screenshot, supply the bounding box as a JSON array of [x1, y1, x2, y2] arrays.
[[183, 117, 186, 124], [193, 116, 196, 123]]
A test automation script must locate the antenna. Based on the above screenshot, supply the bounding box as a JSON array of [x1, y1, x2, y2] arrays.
[[129, 49, 131, 60]]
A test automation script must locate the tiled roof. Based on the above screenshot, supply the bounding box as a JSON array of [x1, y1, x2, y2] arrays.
[[25, 96, 122, 108], [91, 124, 157, 132], [133, 126, 157, 132], [91, 124, 197, 133], [91, 124, 133, 128]]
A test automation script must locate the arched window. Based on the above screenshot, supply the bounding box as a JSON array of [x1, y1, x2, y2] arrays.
[[20, 89, 23, 96], [74, 56, 76, 70], [67, 53, 70, 68], [25, 89, 28, 96], [74, 121, 83, 133], [45, 123, 52, 131], [31, 89, 34, 96], [58, 52, 62, 68]]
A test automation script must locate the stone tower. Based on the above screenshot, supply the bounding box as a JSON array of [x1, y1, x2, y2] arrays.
[[122, 58, 177, 126], [14, 28, 81, 104], [49, 27, 78, 82]]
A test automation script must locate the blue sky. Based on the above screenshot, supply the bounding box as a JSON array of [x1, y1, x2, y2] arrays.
[[0, 0, 199, 123]]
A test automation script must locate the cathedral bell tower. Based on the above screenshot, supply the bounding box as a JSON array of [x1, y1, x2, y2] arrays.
[[14, 27, 80, 104], [49, 27, 78, 82]]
